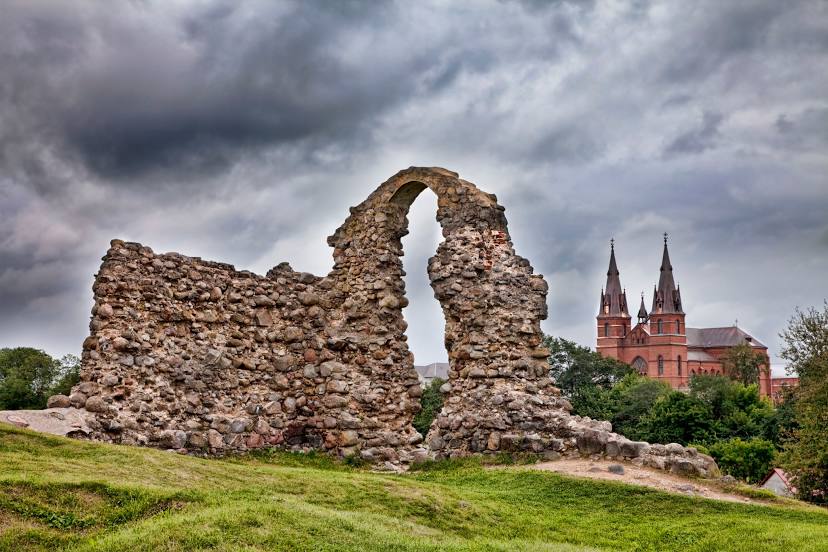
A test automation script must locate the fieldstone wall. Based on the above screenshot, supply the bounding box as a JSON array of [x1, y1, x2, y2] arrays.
[[58, 167, 716, 476]]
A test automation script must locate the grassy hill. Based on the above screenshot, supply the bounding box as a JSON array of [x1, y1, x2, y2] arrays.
[[1, 423, 826, 551]]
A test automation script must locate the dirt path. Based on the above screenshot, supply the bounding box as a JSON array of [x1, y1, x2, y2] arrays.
[[521, 458, 767, 505]]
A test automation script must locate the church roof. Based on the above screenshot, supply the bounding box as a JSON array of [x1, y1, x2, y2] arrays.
[[651, 234, 683, 314], [687, 350, 717, 362], [414, 362, 449, 380], [637, 294, 648, 319], [686, 326, 767, 349], [598, 240, 629, 317]]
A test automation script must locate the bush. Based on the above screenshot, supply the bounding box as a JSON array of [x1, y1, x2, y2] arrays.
[[707, 438, 777, 484], [638, 392, 714, 445], [690, 374, 779, 444], [606, 374, 672, 440], [413, 378, 445, 437]]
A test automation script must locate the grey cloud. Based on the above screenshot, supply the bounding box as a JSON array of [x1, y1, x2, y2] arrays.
[[664, 111, 724, 156], [773, 107, 828, 151]]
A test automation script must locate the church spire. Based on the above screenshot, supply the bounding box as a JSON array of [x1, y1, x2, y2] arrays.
[[637, 292, 649, 323], [599, 239, 629, 317], [651, 233, 683, 314]]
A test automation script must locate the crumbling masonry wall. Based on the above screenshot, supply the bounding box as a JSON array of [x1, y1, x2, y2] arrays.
[[63, 167, 716, 475]]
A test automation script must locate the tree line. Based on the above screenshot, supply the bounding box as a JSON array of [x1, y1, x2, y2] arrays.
[[0, 348, 80, 410], [546, 300, 828, 504]]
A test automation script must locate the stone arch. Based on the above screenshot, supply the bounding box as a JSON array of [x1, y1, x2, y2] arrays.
[[325, 167, 553, 456]]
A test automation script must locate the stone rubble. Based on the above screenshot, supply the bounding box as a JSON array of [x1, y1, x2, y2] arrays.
[[53, 167, 717, 477]]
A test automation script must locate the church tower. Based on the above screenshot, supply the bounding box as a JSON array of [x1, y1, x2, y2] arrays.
[[596, 239, 631, 359], [647, 234, 688, 386]]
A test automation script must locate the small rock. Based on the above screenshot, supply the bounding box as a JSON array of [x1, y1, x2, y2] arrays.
[[608, 464, 625, 475], [47, 395, 71, 408], [339, 430, 359, 447], [84, 396, 108, 413]]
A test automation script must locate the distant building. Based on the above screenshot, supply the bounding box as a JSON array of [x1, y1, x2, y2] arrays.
[[415, 362, 449, 385], [596, 236, 772, 397], [770, 377, 799, 404], [760, 468, 796, 497]]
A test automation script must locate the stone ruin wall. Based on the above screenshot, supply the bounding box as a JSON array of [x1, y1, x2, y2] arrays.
[[58, 167, 717, 475]]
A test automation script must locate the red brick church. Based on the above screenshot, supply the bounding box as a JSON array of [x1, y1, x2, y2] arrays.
[[596, 235, 771, 397]]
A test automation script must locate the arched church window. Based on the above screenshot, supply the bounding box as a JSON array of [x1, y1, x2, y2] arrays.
[[632, 356, 647, 375], [658, 355, 664, 375], [604, 322, 609, 337], [657, 319, 663, 334], [677, 355, 682, 376]]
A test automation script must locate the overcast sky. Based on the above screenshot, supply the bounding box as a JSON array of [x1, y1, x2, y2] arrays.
[[2, 1, 826, 376]]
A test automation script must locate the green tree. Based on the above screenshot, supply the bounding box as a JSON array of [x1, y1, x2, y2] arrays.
[[639, 392, 715, 445], [779, 302, 828, 504], [689, 374, 778, 444], [544, 335, 632, 417], [0, 348, 60, 410], [720, 342, 768, 386], [773, 384, 799, 443], [49, 354, 81, 397], [413, 378, 445, 437], [606, 373, 671, 440], [706, 438, 777, 484]]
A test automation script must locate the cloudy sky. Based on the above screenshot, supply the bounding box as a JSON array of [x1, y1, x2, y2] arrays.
[[2, 1, 826, 375]]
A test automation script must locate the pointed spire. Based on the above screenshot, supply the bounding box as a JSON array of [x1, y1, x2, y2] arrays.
[[607, 238, 618, 277], [637, 292, 648, 323], [653, 233, 683, 314], [599, 239, 628, 317]]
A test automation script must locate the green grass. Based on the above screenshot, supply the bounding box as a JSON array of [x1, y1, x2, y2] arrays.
[[1, 423, 826, 551]]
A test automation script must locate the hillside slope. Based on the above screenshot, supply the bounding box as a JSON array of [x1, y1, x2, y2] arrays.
[[1, 423, 826, 552]]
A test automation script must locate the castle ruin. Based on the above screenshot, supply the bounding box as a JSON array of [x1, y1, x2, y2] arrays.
[[55, 167, 716, 475]]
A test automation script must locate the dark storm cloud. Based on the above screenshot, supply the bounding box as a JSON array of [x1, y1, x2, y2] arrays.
[[1, 1, 510, 182], [5, 2, 399, 179], [0, 0, 826, 371], [664, 111, 724, 156]]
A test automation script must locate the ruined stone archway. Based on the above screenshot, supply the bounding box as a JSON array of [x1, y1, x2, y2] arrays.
[[65, 167, 717, 474]]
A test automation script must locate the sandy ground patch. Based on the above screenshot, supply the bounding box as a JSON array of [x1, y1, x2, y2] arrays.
[[522, 457, 766, 504]]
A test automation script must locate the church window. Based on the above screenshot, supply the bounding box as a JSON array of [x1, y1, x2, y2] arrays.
[[657, 319, 663, 334], [676, 319, 681, 333], [632, 356, 647, 375], [604, 322, 609, 337], [657, 355, 664, 375], [677, 356, 682, 376]]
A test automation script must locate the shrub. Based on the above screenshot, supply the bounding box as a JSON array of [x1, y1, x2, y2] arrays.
[[413, 378, 445, 437], [707, 438, 777, 484], [607, 374, 672, 439], [638, 392, 714, 445]]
